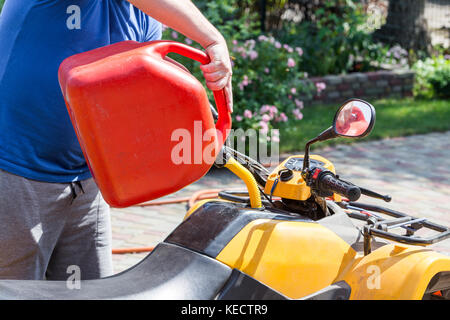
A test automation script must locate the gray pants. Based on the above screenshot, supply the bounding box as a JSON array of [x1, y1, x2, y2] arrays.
[[0, 169, 113, 280]]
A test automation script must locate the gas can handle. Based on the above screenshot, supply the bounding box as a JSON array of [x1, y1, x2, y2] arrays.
[[149, 41, 231, 144]]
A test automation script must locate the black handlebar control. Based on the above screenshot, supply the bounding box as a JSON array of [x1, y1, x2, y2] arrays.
[[315, 171, 361, 201]]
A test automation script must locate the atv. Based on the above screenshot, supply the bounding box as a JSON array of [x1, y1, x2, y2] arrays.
[[0, 98, 448, 300]]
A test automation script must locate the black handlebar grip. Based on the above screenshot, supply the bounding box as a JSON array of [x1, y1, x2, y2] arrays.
[[318, 173, 361, 201]]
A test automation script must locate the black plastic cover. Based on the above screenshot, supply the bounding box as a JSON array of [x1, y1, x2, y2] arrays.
[[216, 269, 288, 300], [299, 281, 351, 300]]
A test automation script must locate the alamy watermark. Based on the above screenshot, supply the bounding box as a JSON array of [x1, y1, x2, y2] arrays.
[[366, 265, 381, 290], [66, 5, 81, 30], [66, 265, 81, 290], [170, 121, 280, 166]]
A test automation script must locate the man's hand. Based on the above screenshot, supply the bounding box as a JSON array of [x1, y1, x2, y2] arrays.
[[127, 0, 234, 113], [200, 42, 233, 112]]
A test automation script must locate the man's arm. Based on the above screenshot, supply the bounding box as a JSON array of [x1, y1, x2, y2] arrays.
[[127, 0, 233, 112]]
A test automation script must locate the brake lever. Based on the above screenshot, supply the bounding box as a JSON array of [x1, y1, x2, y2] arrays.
[[336, 177, 391, 202], [359, 187, 392, 202]]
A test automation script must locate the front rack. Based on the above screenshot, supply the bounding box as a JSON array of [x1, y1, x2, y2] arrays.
[[339, 202, 450, 255]]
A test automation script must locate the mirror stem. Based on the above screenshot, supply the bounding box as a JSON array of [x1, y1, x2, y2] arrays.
[[302, 127, 337, 172], [316, 126, 337, 142], [302, 137, 319, 173]]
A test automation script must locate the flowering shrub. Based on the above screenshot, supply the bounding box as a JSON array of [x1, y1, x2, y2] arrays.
[[158, 0, 420, 135], [384, 45, 409, 67], [163, 29, 318, 134], [229, 35, 316, 132]]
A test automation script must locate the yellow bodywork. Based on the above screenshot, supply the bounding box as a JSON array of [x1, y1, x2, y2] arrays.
[[213, 217, 450, 300], [264, 155, 342, 202], [184, 152, 450, 299]]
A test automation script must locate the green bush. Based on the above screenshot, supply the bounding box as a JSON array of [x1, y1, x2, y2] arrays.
[[412, 55, 450, 99], [161, 0, 324, 133], [192, 0, 259, 41], [161, 0, 412, 132], [163, 29, 318, 134], [185, 0, 397, 76], [228, 36, 317, 131], [276, 0, 391, 76], [429, 67, 450, 99]]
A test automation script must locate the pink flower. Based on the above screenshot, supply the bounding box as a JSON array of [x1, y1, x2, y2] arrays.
[[245, 39, 256, 50], [287, 58, 296, 68], [283, 44, 293, 53], [185, 38, 193, 45], [171, 31, 178, 39], [258, 35, 268, 42], [259, 121, 269, 135], [244, 110, 253, 119], [295, 47, 303, 56], [232, 46, 241, 53], [275, 112, 288, 123], [232, 39, 238, 45], [239, 75, 250, 91], [315, 82, 327, 94], [275, 41, 282, 49], [272, 135, 280, 143], [262, 114, 271, 122], [290, 87, 297, 95], [264, 67, 270, 74], [260, 105, 271, 114], [293, 108, 303, 120], [294, 99, 304, 109], [235, 115, 243, 122], [242, 75, 249, 86], [234, 46, 247, 59], [249, 50, 258, 60], [270, 105, 278, 115], [260, 105, 278, 121]]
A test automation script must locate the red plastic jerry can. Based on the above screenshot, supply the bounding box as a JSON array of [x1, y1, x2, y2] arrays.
[[58, 40, 231, 207]]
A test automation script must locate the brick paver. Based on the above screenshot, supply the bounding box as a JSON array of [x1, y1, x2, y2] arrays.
[[111, 131, 450, 274]]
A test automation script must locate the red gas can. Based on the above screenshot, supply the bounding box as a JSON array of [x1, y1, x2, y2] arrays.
[[58, 40, 231, 207]]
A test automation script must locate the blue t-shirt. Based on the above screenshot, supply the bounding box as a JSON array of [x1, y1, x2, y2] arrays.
[[0, 0, 161, 182]]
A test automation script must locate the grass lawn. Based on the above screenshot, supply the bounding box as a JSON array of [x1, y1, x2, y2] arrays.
[[279, 98, 450, 153]]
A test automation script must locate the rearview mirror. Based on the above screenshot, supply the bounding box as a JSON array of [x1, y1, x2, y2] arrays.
[[302, 98, 376, 172], [333, 99, 375, 138]]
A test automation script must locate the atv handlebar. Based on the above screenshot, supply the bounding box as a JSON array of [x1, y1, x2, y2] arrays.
[[318, 172, 361, 202]]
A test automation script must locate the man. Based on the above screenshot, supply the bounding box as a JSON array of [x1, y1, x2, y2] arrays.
[[0, 0, 232, 280]]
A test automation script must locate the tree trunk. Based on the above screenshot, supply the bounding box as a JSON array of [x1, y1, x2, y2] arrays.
[[373, 0, 431, 53]]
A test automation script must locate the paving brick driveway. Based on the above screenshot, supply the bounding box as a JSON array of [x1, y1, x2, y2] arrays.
[[111, 131, 450, 274]]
